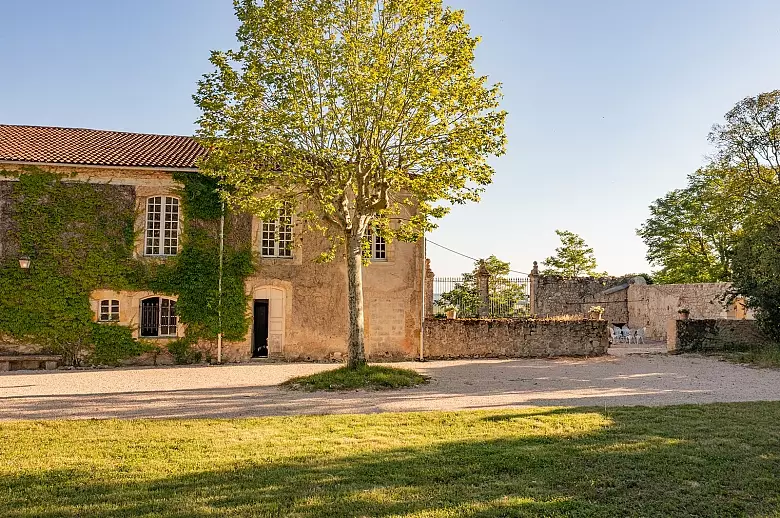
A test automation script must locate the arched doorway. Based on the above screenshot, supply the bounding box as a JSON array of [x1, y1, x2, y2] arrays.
[[252, 286, 285, 357]]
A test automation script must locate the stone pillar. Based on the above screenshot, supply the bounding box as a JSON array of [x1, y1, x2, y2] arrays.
[[425, 259, 434, 319], [477, 261, 490, 317], [529, 261, 539, 316]]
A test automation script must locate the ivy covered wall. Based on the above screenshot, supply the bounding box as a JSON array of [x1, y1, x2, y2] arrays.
[[0, 167, 253, 365]]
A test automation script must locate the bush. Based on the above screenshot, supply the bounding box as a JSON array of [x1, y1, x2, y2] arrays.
[[89, 323, 155, 366], [167, 337, 203, 365], [731, 221, 780, 341]]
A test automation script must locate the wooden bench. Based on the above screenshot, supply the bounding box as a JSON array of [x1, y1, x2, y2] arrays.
[[0, 355, 63, 372]]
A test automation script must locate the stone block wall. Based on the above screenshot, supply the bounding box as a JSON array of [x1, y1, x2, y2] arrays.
[[533, 276, 630, 323], [423, 318, 609, 359], [667, 319, 769, 353], [628, 283, 733, 340]]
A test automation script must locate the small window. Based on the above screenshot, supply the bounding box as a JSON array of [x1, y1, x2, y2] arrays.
[[366, 227, 387, 261], [140, 297, 177, 337], [99, 299, 120, 322], [145, 196, 180, 256], [261, 203, 293, 258]]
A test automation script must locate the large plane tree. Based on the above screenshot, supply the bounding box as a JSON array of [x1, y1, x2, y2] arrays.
[[194, 0, 506, 368]]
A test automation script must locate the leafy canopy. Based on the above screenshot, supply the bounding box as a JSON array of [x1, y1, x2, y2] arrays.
[[194, 0, 507, 250], [637, 167, 746, 284], [542, 230, 603, 278]]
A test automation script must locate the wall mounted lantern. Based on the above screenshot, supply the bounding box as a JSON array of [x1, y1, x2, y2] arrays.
[[18, 256, 31, 270]]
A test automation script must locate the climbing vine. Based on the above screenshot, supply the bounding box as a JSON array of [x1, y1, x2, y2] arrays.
[[0, 167, 253, 365]]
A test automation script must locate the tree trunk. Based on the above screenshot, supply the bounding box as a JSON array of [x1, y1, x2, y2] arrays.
[[346, 233, 367, 369]]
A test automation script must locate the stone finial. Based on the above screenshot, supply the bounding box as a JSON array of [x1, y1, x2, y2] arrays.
[[531, 261, 539, 276]]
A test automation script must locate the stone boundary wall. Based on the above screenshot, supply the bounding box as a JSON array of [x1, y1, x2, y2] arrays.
[[423, 319, 609, 359], [533, 276, 630, 324], [628, 283, 734, 341], [667, 319, 769, 353]]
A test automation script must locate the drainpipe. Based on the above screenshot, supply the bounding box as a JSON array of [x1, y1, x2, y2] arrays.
[[419, 235, 426, 361], [217, 201, 225, 364]]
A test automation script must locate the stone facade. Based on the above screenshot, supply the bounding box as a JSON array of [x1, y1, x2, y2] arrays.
[[531, 272, 750, 341], [0, 163, 424, 362], [667, 319, 769, 353], [423, 318, 609, 359], [627, 283, 735, 341], [532, 275, 634, 324]]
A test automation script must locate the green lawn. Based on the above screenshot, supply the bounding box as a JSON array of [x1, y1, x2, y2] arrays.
[[283, 364, 428, 391], [1, 403, 779, 517]]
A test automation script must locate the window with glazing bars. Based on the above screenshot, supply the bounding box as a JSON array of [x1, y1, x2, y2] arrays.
[[261, 204, 293, 258], [145, 196, 179, 256], [99, 299, 120, 322], [367, 227, 387, 260], [140, 297, 177, 337]]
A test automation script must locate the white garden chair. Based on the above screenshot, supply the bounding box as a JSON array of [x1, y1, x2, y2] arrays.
[[608, 327, 616, 344], [635, 327, 646, 344], [620, 326, 631, 343]]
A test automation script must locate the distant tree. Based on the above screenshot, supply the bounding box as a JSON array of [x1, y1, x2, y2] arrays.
[[439, 255, 526, 317], [194, 0, 506, 368], [542, 230, 603, 277], [637, 168, 745, 284]]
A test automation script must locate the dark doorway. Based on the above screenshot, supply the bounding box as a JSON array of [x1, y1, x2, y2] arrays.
[[140, 298, 160, 337], [253, 299, 270, 358]]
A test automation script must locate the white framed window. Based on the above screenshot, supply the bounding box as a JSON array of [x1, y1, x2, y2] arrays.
[[261, 204, 293, 258], [145, 196, 180, 256], [366, 227, 387, 261], [140, 297, 178, 337], [99, 299, 120, 322]]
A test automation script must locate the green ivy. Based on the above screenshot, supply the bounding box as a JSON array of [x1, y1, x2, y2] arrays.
[[0, 167, 253, 365]]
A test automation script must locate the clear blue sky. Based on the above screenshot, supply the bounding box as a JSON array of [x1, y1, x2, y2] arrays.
[[2, 0, 779, 276]]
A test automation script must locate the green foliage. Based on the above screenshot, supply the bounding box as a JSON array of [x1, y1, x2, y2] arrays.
[[166, 336, 204, 365], [195, 0, 507, 365], [0, 168, 253, 365], [731, 219, 780, 340], [542, 230, 604, 277], [638, 168, 745, 284], [0, 169, 137, 364], [89, 324, 155, 366], [439, 255, 526, 317], [283, 365, 427, 391]]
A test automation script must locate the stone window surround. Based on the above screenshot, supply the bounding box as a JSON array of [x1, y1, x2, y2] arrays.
[[139, 295, 178, 338], [260, 203, 294, 259], [144, 194, 181, 257], [98, 299, 120, 322]]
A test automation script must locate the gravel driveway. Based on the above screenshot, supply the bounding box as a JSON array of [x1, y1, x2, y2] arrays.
[[3, 344, 780, 420]]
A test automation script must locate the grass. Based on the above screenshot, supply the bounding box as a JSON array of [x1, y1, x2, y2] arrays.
[[717, 344, 780, 368], [282, 364, 428, 391], [1, 403, 780, 517]]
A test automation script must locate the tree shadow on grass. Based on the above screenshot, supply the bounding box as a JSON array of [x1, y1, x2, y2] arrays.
[[1, 404, 778, 517]]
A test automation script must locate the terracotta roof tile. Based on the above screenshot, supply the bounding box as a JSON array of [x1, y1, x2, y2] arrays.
[[0, 125, 207, 169]]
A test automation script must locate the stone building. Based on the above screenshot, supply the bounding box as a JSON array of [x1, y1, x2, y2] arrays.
[[0, 124, 424, 362], [529, 263, 751, 341]]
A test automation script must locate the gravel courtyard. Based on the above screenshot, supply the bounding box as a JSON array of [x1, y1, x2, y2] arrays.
[[3, 344, 780, 420]]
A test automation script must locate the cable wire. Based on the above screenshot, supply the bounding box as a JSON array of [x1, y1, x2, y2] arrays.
[[425, 239, 529, 276]]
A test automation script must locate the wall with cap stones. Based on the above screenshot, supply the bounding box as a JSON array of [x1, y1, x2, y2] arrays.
[[423, 318, 609, 359], [667, 318, 769, 353]]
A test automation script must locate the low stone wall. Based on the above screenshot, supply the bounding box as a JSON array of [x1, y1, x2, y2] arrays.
[[423, 318, 609, 359], [667, 319, 769, 353]]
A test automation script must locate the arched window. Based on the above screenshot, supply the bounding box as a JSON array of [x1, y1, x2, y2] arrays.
[[145, 196, 180, 256], [140, 297, 177, 337]]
